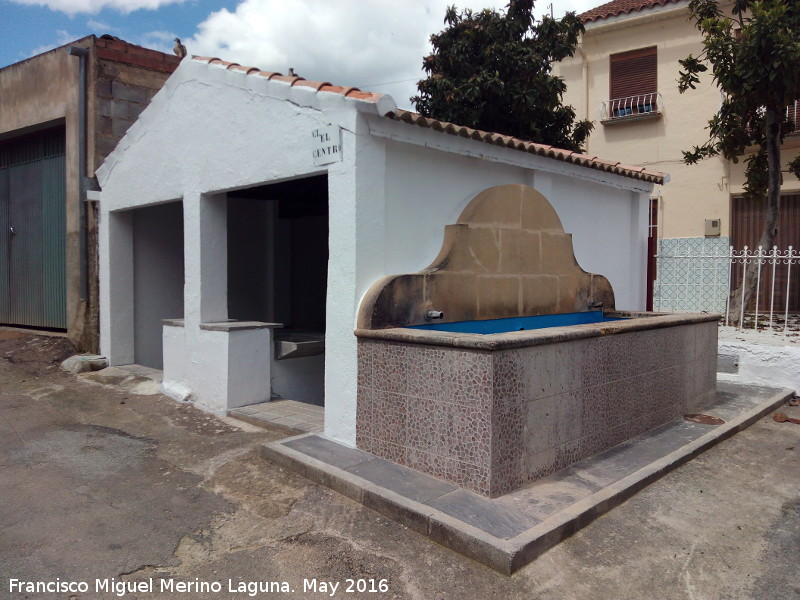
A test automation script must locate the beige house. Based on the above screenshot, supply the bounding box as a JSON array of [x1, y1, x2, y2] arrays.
[[556, 0, 800, 312], [0, 36, 180, 350]]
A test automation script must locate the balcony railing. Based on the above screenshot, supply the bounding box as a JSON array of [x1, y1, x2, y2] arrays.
[[601, 93, 664, 122], [786, 100, 800, 134]]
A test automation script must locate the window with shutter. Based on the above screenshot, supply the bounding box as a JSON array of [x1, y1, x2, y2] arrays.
[[606, 46, 658, 119]]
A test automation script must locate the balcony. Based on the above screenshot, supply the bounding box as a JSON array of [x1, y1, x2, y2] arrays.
[[601, 93, 664, 124], [787, 100, 800, 134]]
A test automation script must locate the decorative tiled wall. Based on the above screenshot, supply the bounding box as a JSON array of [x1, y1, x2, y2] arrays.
[[653, 236, 730, 313], [356, 320, 718, 498]]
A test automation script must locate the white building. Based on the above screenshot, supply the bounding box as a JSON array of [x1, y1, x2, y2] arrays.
[[95, 56, 664, 446]]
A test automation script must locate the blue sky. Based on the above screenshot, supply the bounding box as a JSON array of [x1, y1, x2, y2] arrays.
[[0, 0, 232, 62], [0, 0, 596, 109]]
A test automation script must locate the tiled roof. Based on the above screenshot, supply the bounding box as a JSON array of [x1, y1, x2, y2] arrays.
[[387, 109, 666, 184], [580, 0, 682, 23], [190, 56, 666, 185], [191, 56, 386, 103]]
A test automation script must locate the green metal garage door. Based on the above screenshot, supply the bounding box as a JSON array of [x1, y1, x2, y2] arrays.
[[0, 127, 67, 329]]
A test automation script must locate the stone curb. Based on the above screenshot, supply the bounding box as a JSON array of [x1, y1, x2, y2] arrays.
[[260, 386, 794, 575]]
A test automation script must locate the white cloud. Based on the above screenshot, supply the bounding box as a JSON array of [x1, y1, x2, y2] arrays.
[[28, 29, 78, 56], [185, 0, 599, 110], [143, 29, 177, 42], [10, 0, 185, 16], [87, 18, 120, 32], [186, 0, 513, 110]]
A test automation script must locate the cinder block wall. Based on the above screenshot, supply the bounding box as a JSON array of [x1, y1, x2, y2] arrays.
[[93, 37, 181, 171], [76, 37, 181, 352]]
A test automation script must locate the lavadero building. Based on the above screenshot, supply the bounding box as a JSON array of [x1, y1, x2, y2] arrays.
[[94, 55, 666, 448]]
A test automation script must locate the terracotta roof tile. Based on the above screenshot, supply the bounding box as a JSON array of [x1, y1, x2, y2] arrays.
[[226, 64, 261, 75], [386, 109, 666, 184], [580, 0, 681, 22], [190, 56, 388, 106], [186, 56, 665, 185], [253, 70, 282, 79], [294, 79, 332, 91], [269, 74, 303, 85]]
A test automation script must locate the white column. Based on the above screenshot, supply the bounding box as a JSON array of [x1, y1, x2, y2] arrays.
[[99, 208, 135, 365], [630, 189, 649, 310], [324, 118, 387, 446], [183, 191, 228, 328]]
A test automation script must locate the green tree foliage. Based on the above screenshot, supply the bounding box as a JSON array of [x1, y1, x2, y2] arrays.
[[412, 0, 592, 152], [678, 0, 800, 318]]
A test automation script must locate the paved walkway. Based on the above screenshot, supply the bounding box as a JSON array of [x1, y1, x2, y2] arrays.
[[229, 400, 324, 434], [263, 382, 793, 574]]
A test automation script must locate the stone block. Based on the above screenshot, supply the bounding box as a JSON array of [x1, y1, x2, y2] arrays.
[[521, 275, 560, 316], [111, 99, 128, 119], [520, 187, 564, 232], [111, 117, 133, 138], [540, 231, 579, 275], [457, 184, 522, 228], [477, 275, 520, 319], [362, 486, 432, 535], [436, 224, 500, 273], [61, 354, 108, 374], [424, 272, 479, 323], [97, 116, 112, 135], [95, 78, 112, 98], [98, 97, 113, 118], [499, 228, 538, 274], [112, 81, 148, 104]]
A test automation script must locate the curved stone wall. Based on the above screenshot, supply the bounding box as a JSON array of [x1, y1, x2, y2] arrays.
[[358, 184, 615, 329]]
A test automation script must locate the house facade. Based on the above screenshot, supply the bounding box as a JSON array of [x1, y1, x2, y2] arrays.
[[556, 0, 800, 312], [0, 35, 180, 350], [95, 56, 664, 446]]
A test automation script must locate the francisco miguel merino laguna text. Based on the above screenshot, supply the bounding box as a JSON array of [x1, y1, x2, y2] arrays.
[[9, 578, 294, 596]]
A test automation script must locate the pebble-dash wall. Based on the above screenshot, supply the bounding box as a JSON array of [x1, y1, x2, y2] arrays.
[[356, 318, 718, 497]]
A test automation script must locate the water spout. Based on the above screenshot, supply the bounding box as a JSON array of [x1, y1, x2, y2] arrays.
[[425, 310, 444, 321]]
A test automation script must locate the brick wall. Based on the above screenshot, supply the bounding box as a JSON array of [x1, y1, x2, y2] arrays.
[[93, 37, 181, 170]]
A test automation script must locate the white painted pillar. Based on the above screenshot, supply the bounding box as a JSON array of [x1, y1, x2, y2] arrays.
[[324, 118, 388, 446], [175, 191, 233, 412], [630, 190, 649, 310], [100, 208, 135, 365], [183, 191, 228, 328]]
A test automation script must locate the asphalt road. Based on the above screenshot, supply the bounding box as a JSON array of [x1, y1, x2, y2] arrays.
[[1, 333, 798, 600]]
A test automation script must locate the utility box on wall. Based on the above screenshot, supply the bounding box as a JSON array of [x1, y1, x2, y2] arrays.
[[705, 218, 721, 236]]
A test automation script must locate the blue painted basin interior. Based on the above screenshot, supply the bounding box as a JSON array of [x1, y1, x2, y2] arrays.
[[410, 311, 623, 334]]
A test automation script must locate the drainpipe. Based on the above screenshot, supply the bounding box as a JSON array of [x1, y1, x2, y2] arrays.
[[578, 45, 590, 122], [577, 44, 590, 155], [69, 46, 89, 302]]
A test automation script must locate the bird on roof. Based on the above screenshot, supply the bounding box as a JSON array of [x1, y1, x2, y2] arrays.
[[288, 67, 298, 77], [173, 38, 187, 58]]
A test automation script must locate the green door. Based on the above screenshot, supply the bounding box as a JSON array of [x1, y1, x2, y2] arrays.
[[0, 127, 67, 329]]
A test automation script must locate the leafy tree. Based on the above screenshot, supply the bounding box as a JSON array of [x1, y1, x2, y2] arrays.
[[678, 0, 800, 320], [412, 0, 592, 152]]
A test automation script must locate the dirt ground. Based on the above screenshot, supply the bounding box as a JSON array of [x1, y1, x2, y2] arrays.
[[1, 333, 799, 600]]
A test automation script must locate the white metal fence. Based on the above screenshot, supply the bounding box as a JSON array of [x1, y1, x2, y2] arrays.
[[601, 93, 664, 121], [654, 245, 800, 333]]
